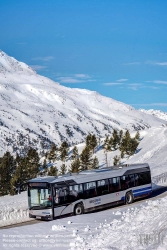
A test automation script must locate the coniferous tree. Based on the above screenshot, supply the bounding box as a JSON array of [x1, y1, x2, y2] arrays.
[[97, 137, 101, 147], [10, 151, 35, 193], [119, 130, 131, 156], [41, 158, 47, 176], [10, 156, 27, 194], [119, 130, 123, 144], [112, 129, 120, 150], [24, 147, 40, 181], [48, 143, 58, 162], [48, 166, 58, 176], [86, 134, 92, 147], [107, 136, 113, 151], [113, 155, 120, 166], [124, 130, 131, 153], [59, 141, 69, 162], [69, 158, 80, 173], [0, 152, 16, 196], [119, 130, 140, 157], [120, 150, 124, 159], [86, 134, 97, 153], [11, 148, 41, 194], [71, 146, 79, 161], [90, 134, 98, 153], [135, 131, 140, 141], [103, 135, 111, 151], [80, 146, 93, 171], [128, 138, 139, 156], [91, 156, 99, 169], [59, 163, 67, 175]]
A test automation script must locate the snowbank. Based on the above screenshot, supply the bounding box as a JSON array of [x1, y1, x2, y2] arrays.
[[1, 194, 167, 249], [0, 192, 31, 227], [70, 197, 167, 250]]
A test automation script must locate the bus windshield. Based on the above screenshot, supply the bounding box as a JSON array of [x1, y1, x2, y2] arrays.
[[28, 185, 52, 209]]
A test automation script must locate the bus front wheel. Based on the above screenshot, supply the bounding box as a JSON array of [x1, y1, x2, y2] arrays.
[[74, 204, 84, 215], [125, 192, 133, 204]]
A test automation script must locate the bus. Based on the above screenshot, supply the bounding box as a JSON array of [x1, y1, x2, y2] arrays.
[[27, 163, 152, 220]]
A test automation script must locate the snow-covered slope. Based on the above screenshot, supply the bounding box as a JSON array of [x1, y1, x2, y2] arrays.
[[140, 109, 167, 122], [0, 50, 166, 156], [125, 126, 167, 177]]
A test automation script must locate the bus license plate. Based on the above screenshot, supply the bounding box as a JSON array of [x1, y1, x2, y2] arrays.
[[36, 216, 41, 219]]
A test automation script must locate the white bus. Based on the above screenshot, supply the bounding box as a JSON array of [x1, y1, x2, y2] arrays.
[[27, 163, 152, 220]]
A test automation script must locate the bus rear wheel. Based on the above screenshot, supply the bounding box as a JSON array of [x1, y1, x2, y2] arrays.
[[74, 204, 84, 215], [125, 192, 133, 204]]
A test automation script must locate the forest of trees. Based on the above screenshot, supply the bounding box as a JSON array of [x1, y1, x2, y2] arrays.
[[0, 129, 140, 196], [103, 129, 140, 166]]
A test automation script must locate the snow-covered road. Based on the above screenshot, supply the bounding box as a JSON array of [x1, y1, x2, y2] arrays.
[[1, 188, 167, 250]]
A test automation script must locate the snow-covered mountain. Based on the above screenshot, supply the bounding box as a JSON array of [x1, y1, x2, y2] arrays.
[[0, 50, 166, 156], [140, 109, 167, 122]]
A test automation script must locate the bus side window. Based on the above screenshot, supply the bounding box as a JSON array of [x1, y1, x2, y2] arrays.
[[69, 184, 83, 201], [78, 184, 84, 198], [83, 182, 97, 199], [135, 174, 139, 186], [135, 172, 151, 186], [109, 177, 120, 193], [97, 179, 109, 196], [129, 174, 135, 187], [54, 187, 69, 205], [120, 176, 127, 190]]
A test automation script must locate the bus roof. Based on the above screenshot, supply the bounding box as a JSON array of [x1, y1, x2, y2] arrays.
[[28, 163, 150, 185]]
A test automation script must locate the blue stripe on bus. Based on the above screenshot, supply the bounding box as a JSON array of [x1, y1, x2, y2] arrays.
[[121, 186, 152, 200], [133, 186, 152, 194], [133, 190, 151, 197]]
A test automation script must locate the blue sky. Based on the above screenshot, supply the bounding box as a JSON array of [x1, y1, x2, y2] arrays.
[[0, 0, 167, 111]]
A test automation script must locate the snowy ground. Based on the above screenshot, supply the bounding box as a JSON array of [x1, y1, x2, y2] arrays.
[[1, 191, 167, 250], [0, 192, 30, 227]]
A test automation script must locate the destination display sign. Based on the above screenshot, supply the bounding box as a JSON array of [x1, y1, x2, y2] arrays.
[[29, 182, 47, 187]]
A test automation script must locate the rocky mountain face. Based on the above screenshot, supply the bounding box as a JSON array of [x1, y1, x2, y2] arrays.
[[0, 51, 166, 156]]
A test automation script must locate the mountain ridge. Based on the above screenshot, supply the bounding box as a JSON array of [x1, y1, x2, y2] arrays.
[[0, 51, 166, 156], [140, 109, 167, 122]]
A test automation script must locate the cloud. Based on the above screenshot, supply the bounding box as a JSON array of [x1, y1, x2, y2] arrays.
[[151, 103, 167, 107], [133, 103, 167, 107], [104, 82, 143, 89], [32, 56, 54, 61], [123, 62, 141, 65], [74, 74, 91, 79], [104, 81, 160, 90], [57, 74, 94, 84], [154, 80, 167, 84], [116, 78, 128, 82], [103, 82, 123, 86], [17, 42, 27, 45], [104, 78, 129, 86], [123, 60, 167, 67], [57, 77, 84, 83], [30, 65, 47, 70], [156, 62, 167, 66], [145, 61, 167, 66], [148, 86, 160, 89], [128, 83, 143, 90], [146, 80, 167, 84]]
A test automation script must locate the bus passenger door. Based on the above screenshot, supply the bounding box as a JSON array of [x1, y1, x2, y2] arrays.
[[53, 187, 72, 217]]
